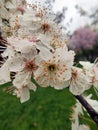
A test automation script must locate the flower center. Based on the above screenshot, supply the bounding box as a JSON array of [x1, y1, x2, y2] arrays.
[[72, 70, 78, 80], [36, 12, 43, 18], [41, 23, 50, 33], [25, 60, 38, 71], [48, 64, 56, 72]]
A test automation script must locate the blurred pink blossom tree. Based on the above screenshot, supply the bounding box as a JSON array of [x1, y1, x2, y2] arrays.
[[69, 27, 98, 62]]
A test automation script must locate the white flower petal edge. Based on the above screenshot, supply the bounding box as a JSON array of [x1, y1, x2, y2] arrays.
[[15, 82, 36, 103], [13, 71, 36, 90], [19, 87, 30, 103], [1, 46, 16, 59], [8, 56, 25, 72], [0, 61, 11, 85], [14, 87, 30, 103], [79, 125, 90, 130], [69, 67, 90, 95], [92, 66, 98, 90]]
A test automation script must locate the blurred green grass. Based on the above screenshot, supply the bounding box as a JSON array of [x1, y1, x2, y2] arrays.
[[0, 85, 97, 130]]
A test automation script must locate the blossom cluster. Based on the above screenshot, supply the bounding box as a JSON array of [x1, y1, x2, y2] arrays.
[[0, 1, 98, 103]]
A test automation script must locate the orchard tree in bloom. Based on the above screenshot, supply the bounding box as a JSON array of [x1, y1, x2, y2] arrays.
[[69, 27, 97, 62], [0, 0, 98, 130]]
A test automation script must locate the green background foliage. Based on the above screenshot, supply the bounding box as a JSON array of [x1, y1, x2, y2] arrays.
[[0, 84, 97, 130]]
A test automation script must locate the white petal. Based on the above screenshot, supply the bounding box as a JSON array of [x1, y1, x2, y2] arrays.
[[5, 1, 15, 9], [55, 45, 68, 55], [13, 71, 30, 88], [57, 69, 72, 81], [54, 48, 75, 67], [9, 56, 24, 72], [70, 81, 84, 95], [79, 125, 90, 130], [37, 33, 51, 45], [1, 46, 15, 59], [7, 37, 34, 52], [28, 81, 37, 91], [38, 48, 52, 62], [36, 73, 50, 87], [20, 87, 30, 103], [69, 69, 90, 95], [72, 122, 79, 130], [35, 38, 53, 51], [0, 5, 9, 19], [38, 77, 50, 87], [21, 45, 37, 60], [53, 80, 70, 90], [79, 61, 94, 69], [0, 61, 11, 84], [34, 67, 50, 87], [34, 67, 44, 78], [93, 68, 98, 89]]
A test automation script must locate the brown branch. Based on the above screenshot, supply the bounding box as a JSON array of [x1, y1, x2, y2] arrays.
[[75, 95, 98, 125]]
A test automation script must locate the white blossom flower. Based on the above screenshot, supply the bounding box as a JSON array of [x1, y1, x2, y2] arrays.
[[13, 70, 36, 103], [8, 54, 38, 102], [8, 47, 38, 81], [18, 6, 64, 43], [14, 86, 30, 103], [79, 61, 94, 84], [12, 57, 37, 82], [18, 5, 55, 32], [80, 61, 98, 90], [69, 67, 90, 95], [35, 45, 75, 89]]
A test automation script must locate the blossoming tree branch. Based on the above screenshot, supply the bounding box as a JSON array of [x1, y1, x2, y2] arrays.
[[0, 0, 98, 129]]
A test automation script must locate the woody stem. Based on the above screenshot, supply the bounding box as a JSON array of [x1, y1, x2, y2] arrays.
[[75, 95, 98, 125]]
